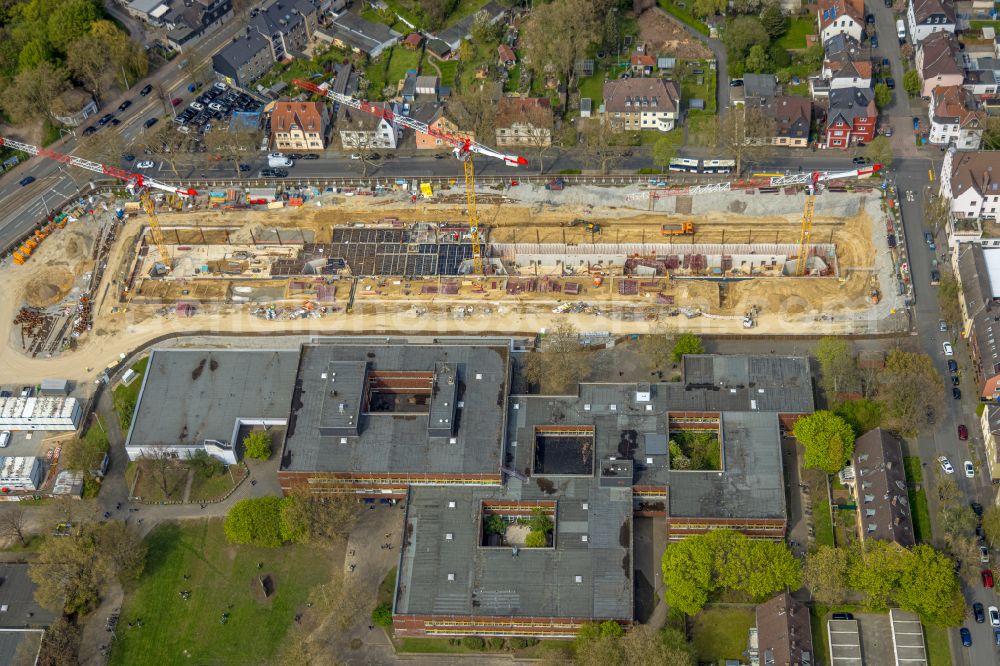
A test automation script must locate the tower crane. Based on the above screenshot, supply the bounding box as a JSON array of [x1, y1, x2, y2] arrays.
[[293, 79, 527, 275], [0, 137, 198, 265]]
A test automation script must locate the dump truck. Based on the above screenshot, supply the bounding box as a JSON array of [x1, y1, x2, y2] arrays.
[[661, 222, 694, 236]]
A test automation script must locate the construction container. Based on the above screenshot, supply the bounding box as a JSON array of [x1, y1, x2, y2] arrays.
[[288, 197, 304, 207], [661, 223, 694, 236], [266, 201, 284, 210]]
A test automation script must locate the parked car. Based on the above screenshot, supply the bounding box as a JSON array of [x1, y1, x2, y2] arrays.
[[959, 424, 968, 440], [943, 341, 953, 356], [930, 270, 941, 284], [953, 387, 962, 399], [871, 34, 878, 47], [938, 456, 954, 474], [143, 117, 158, 129], [122, 154, 135, 162], [118, 100, 132, 112], [171, 97, 183, 106], [729, 79, 744, 87], [965, 460, 975, 478], [990, 606, 999, 627], [852, 156, 867, 165], [995, 628, 1000, 646], [18, 176, 34, 187], [984, 570, 994, 588], [831, 612, 854, 620], [974, 602, 986, 623], [190, 102, 204, 111], [913, 116, 920, 130], [300, 153, 320, 160], [238, 163, 251, 172], [97, 113, 114, 126], [885, 77, 895, 89], [961, 627, 972, 647], [82, 126, 97, 136], [866, 13, 875, 23], [136, 161, 154, 169], [982, 546, 991, 564], [939, 319, 948, 332], [948, 359, 958, 372], [139, 84, 153, 96]]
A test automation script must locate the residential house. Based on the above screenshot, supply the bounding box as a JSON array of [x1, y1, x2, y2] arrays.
[[339, 104, 399, 149], [402, 32, 424, 50], [163, 0, 233, 51], [824, 33, 864, 61], [731, 73, 777, 107], [322, 12, 401, 58], [964, 69, 998, 99], [979, 404, 1000, 484], [213, 34, 272, 87], [602, 78, 681, 132], [939, 149, 1000, 222], [436, 1, 506, 50], [212, 0, 320, 86], [413, 107, 472, 150], [907, 0, 956, 44], [955, 242, 1000, 396], [825, 86, 877, 148], [126, 0, 169, 23], [916, 31, 965, 98], [823, 58, 873, 90], [330, 62, 359, 125], [929, 85, 983, 148], [817, 0, 865, 45], [415, 75, 439, 96], [766, 95, 812, 147], [498, 44, 517, 69], [494, 97, 553, 147], [50, 88, 98, 127], [270, 101, 329, 151], [850, 428, 915, 548], [747, 592, 813, 666], [630, 53, 655, 76]]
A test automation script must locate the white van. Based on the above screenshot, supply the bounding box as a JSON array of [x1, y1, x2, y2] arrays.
[[896, 19, 906, 41], [268, 152, 293, 168]]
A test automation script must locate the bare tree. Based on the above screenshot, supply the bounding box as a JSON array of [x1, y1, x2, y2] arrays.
[[522, 322, 589, 392], [717, 105, 775, 175], [0, 506, 29, 546], [141, 448, 181, 498], [448, 81, 500, 145], [519, 104, 557, 172], [579, 118, 632, 175]]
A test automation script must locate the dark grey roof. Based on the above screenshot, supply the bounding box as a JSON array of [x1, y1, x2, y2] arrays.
[[328, 12, 401, 54], [0, 631, 42, 666], [852, 428, 914, 547], [0, 563, 56, 627], [215, 33, 269, 70], [824, 34, 862, 59], [743, 73, 777, 102], [681, 355, 815, 413], [827, 86, 875, 127], [395, 482, 633, 622], [126, 349, 299, 449], [280, 342, 509, 475], [436, 1, 506, 48], [958, 243, 1000, 380], [253, 0, 313, 34]]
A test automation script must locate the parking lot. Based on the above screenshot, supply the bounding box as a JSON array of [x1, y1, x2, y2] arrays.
[[172, 82, 264, 137]]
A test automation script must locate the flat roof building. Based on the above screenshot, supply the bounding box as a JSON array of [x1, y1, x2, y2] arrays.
[[125, 349, 298, 464], [0, 396, 81, 431], [0, 457, 42, 491]]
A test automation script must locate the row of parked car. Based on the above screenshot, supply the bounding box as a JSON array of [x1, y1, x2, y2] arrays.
[[173, 83, 262, 135]]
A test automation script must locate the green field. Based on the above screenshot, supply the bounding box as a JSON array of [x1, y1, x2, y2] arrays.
[[680, 64, 717, 114], [903, 456, 932, 542], [686, 110, 717, 147], [814, 499, 835, 547], [111, 520, 329, 666], [436, 59, 458, 88], [113, 357, 149, 432], [776, 16, 815, 50], [691, 607, 755, 664], [924, 624, 952, 666]]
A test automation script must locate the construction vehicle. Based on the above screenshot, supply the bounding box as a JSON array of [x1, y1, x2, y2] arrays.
[[293, 79, 526, 275], [743, 305, 759, 329], [661, 222, 694, 236], [0, 137, 198, 265], [545, 178, 565, 191], [568, 218, 601, 233]]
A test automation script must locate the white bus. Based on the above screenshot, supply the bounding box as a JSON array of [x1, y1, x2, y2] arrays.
[[701, 159, 736, 174], [668, 157, 700, 173]]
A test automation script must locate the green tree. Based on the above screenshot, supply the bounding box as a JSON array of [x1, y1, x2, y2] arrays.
[[834, 399, 883, 436], [61, 432, 109, 474], [792, 410, 855, 474], [983, 505, 1000, 549], [717, 104, 775, 174], [47, 0, 100, 47], [744, 44, 770, 73], [692, 0, 727, 19], [224, 497, 283, 547], [18, 38, 53, 72], [876, 349, 941, 436], [760, 1, 788, 38], [243, 430, 272, 460], [802, 44, 825, 70], [485, 513, 507, 536], [902, 69, 921, 96], [528, 507, 554, 534], [188, 449, 225, 478], [814, 336, 858, 400], [865, 135, 893, 167], [804, 545, 850, 604], [640, 323, 676, 371], [525, 530, 548, 547], [671, 333, 705, 363], [651, 134, 678, 170], [732, 0, 764, 13], [372, 601, 393, 627], [278, 487, 357, 546], [622, 626, 695, 666], [873, 82, 891, 109], [848, 541, 905, 610], [1, 61, 70, 123], [722, 16, 771, 63], [894, 545, 965, 626], [661, 533, 715, 614], [522, 0, 602, 86]]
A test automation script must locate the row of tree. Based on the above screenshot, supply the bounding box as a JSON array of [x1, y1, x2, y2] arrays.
[[223, 489, 357, 548], [660, 529, 801, 615], [805, 542, 964, 625]]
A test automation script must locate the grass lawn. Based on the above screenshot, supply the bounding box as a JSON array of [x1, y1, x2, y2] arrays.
[[133, 465, 189, 503], [814, 499, 835, 548], [384, 0, 424, 29], [924, 624, 952, 666], [437, 59, 458, 88], [187, 466, 246, 503], [111, 520, 330, 666], [680, 64, 717, 114], [396, 638, 481, 654], [113, 357, 149, 432], [578, 73, 605, 106], [970, 20, 1000, 32], [776, 16, 815, 50], [378, 566, 397, 607], [903, 456, 932, 542], [687, 110, 717, 147], [657, 0, 709, 35], [385, 47, 422, 92], [691, 607, 755, 664]]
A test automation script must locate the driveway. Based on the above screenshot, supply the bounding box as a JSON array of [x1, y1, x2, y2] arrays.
[[654, 9, 730, 112]]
